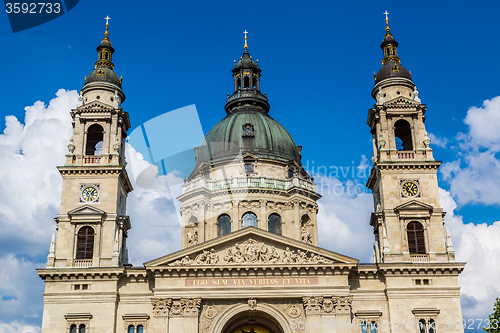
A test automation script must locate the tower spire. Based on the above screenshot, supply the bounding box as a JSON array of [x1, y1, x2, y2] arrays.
[[225, 33, 269, 114], [380, 11, 400, 65], [95, 16, 115, 70]]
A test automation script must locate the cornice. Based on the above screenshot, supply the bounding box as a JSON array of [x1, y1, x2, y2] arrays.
[[37, 267, 125, 280]]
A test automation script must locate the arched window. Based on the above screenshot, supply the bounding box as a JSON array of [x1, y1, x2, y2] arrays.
[[76, 226, 94, 260], [301, 214, 310, 226], [128, 325, 135, 333], [217, 214, 231, 237], [244, 76, 250, 88], [242, 212, 257, 228], [428, 320, 435, 333], [85, 124, 104, 156], [419, 320, 426, 333], [394, 119, 413, 151], [407, 221, 425, 254], [78, 324, 86, 333], [137, 325, 144, 333], [237, 78, 241, 89], [70, 324, 77, 333], [268, 213, 282, 235]]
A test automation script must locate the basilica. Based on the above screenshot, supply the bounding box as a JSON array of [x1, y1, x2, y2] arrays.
[[37, 16, 465, 333]]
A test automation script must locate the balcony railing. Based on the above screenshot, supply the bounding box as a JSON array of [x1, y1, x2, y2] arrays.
[[74, 259, 93, 268], [182, 176, 316, 194], [410, 254, 429, 263], [84, 156, 101, 164], [398, 151, 415, 160]]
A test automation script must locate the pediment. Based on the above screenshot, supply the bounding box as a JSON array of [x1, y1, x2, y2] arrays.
[[394, 200, 433, 213], [75, 101, 115, 113], [242, 152, 259, 161], [145, 227, 358, 268], [68, 205, 106, 217], [385, 96, 421, 108]]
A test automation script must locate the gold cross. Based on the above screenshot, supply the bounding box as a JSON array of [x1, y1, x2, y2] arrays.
[[243, 30, 248, 49], [243, 30, 248, 38], [383, 11, 389, 24], [105, 15, 111, 25]]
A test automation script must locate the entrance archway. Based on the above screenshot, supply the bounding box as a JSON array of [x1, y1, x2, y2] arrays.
[[222, 311, 283, 333], [214, 304, 289, 333]]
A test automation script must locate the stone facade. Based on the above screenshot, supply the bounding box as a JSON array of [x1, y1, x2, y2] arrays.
[[38, 21, 465, 333]]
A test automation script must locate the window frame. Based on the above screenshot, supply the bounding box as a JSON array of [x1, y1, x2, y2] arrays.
[[242, 211, 258, 228], [75, 226, 95, 260]]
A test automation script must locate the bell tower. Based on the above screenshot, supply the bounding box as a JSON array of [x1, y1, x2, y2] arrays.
[[46, 18, 133, 268], [366, 14, 455, 264]]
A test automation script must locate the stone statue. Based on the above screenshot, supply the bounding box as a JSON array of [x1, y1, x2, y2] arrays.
[[223, 248, 234, 263], [112, 138, 121, 155], [77, 91, 84, 107], [113, 90, 121, 108], [378, 133, 386, 150], [414, 87, 421, 103], [67, 138, 75, 154], [301, 226, 312, 244], [208, 248, 219, 264], [377, 87, 386, 105], [423, 131, 432, 150], [187, 227, 198, 246]]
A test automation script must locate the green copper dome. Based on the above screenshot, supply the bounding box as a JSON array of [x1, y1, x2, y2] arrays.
[[195, 111, 301, 167]]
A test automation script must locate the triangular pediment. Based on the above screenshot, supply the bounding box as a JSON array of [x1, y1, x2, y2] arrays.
[[394, 200, 433, 213], [145, 227, 358, 268], [385, 96, 422, 108], [68, 205, 106, 217], [75, 101, 115, 113], [242, 152, 259, 161]]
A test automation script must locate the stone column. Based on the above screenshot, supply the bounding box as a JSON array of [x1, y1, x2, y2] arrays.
[[260, 200, 266, 230], [183, 298, 201, 332], [303, 296, 323, 333], [232, 201, 239, 233], [294, 201, 300, 240], [322, 297, 336, 333], [200, 202, 207, 243], [151, 298, 172, 333], [334, 296, 353, 333]]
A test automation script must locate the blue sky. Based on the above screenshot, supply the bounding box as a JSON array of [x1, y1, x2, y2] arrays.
[[1, 0, 499, 223], [0, 0, 500, 331]]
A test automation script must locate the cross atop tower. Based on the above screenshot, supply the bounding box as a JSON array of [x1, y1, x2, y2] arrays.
[[105, 15, 111, 26], [383, 11, 389, 25], [243, 30, 248, 50]]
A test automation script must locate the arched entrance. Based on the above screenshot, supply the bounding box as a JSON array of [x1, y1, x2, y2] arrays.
[[220, 310, 285, 333]]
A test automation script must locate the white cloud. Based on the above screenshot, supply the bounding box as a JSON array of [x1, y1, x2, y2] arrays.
[[0, 89, 75, 253], [441, 96, 500, 206], [464, 96, 500, 151], [0, 321, 41, 333], [428, 132, 449, 148], [124, 144, 182, 264], [314, 158, 374, 262], [439, 188, 500, 320], [0, 89, 77, 329]]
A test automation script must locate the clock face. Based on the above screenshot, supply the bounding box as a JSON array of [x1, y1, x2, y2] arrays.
[[81, 186, 99, 202], [402, 181, 419, 197], [244, 127, 252, 135]]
